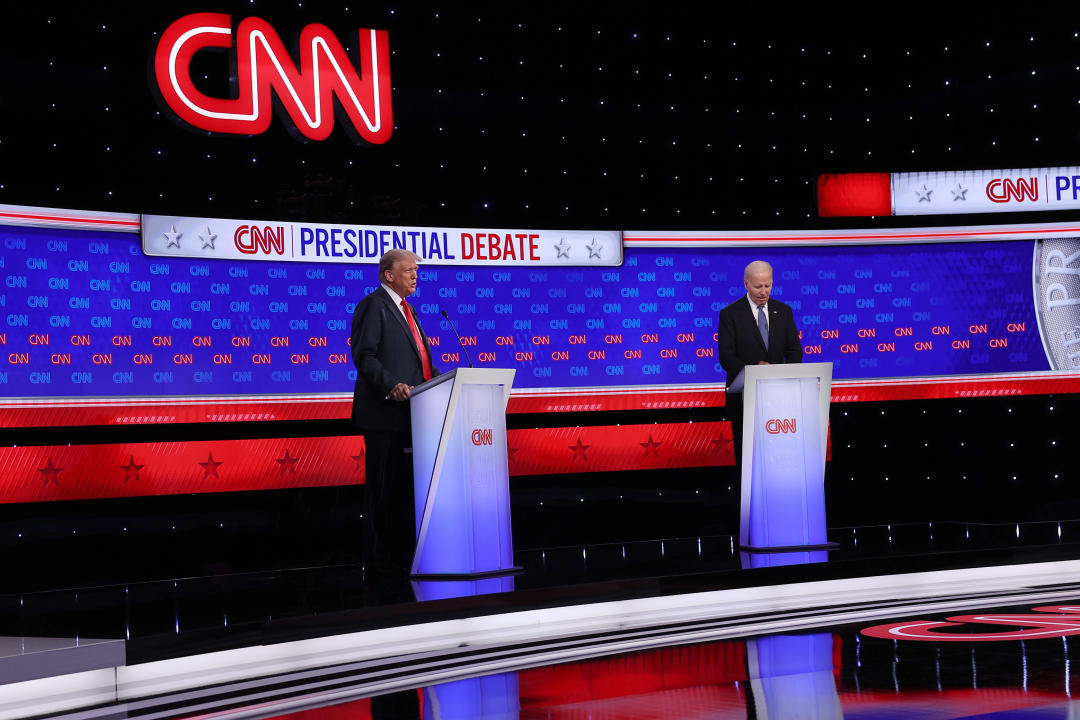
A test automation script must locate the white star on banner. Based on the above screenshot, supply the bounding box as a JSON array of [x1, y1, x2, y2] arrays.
[[199, 226, 217, 250], [914, 184, 933, 202], [951, 184, 968, 201], [163, 225, 182, 249], [586, 238, 603, 259], [554, 238, 571, 259]]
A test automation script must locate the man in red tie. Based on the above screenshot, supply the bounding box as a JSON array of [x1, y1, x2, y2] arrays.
[[351, 249, 440, 576]]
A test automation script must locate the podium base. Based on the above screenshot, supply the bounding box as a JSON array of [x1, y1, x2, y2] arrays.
[[410, 565, 524, 580], [739, 542, 839, 553]]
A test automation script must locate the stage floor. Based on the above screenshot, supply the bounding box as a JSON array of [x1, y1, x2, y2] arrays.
[[6, 519, 1080, 718]]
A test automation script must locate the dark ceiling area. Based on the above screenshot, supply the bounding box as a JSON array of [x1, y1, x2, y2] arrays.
[[1, 4, 1077, 229]]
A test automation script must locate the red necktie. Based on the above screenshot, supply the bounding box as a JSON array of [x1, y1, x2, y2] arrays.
[[401, 299, 433, 381]]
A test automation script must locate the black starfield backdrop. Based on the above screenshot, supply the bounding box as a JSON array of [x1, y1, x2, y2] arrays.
[[2, 6, 1080, 229]]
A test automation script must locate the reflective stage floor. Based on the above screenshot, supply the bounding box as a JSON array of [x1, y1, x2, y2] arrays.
[[8, 519, 1080, 719]]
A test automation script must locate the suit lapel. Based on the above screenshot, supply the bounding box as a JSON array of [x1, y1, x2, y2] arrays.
[[380, 287, 422, 363]]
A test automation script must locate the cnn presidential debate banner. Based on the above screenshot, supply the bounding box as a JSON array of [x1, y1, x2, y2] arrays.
[[0, 209, 1077, 416]]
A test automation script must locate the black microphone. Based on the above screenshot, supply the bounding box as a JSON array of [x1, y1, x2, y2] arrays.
[[441, 309, 474, 368]]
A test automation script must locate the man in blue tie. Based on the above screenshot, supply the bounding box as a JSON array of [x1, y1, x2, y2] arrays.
[[717, 260, 803, 463]]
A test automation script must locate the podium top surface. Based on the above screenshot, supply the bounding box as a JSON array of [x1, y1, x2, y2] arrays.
[[742, 361, 833, 382], [410, 367, 516, 398]]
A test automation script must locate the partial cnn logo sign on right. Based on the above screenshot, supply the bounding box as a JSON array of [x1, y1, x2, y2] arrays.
[[817, 166, 1080, 216]]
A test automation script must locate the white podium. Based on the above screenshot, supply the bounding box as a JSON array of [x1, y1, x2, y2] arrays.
[[737, 362, 833, 550], [408, 367, 518, 577]]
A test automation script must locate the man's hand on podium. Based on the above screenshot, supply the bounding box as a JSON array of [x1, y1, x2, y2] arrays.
[[389, 383, 413, 402], [757, 361, 771, 365]]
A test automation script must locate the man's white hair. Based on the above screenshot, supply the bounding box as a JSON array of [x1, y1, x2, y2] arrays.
[[744, 260, 773, 280]]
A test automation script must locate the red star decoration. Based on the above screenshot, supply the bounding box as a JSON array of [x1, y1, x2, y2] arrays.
[[351, 452, 365, 471], [640, 434, 661, 457], [38, 458, 62, 486], [508, 446, 520, 457], [199, 453, 223, 479], [120, 456, 144, 483], [711, 432, 733, 456], [276, 450, 300, 475], [569, 436, 590, 461]]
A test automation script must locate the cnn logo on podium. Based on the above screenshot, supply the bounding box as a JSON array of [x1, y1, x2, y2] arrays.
[[765, 418, 797, 435], [471, 428, 494, 446]]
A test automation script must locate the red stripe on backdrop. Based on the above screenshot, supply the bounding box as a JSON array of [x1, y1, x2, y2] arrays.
[[0, 436, 367, 504], [506, 421, 734, 477], [0, 422, 736, 503]]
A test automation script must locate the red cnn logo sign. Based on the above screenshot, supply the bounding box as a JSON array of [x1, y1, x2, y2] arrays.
[[234, 225, 285, 255], [471, 428, 494, 446], [765, 418, 797, 434], [153, 13, 392, 143], [986, 177, 1038, 203]]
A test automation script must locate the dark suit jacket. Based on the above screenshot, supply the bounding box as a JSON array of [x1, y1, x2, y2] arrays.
[[351, 286, 440, 432], [717, 296, 802, 386]]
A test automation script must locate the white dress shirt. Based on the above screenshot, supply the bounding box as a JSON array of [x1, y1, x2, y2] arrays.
[[382, 283, 410, 321]]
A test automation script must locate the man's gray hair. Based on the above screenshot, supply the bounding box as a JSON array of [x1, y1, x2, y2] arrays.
[[378, 249, 421, 280], [744, 260, 773, 280]]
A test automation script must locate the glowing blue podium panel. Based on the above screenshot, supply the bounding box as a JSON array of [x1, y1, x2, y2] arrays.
[[746, 633, 841, 720], [738, 363, 832, 550], [422, 672, 520, 720], [409, 368, 516, 576]]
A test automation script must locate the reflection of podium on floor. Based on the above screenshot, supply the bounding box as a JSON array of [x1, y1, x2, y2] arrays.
[[408, 368, 518, 577], [736, 362, 833, 551]]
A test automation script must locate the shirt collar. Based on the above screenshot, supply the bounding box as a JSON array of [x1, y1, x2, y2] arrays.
[[746, 294, 767, 313], [382, 283, 406, 309]]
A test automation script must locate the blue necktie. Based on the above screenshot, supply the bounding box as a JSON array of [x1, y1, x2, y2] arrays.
[[757, 305, 769, 350]]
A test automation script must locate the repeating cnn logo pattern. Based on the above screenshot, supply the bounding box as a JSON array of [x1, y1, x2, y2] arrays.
[[154, 13, 392, 143], [765, 418, 796, 434], [471, 428, 494, 446], [986, 177, 1038, 203], [862, 605, 1080, 642]]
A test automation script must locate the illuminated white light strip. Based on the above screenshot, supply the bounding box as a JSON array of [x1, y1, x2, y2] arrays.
[[624, 219, 1080, 246], [110, 558, 1080, 701], [103, 579, 1080, 720], [0, 668, 116, 720], [10, 560, 1080, 719], [0, 203, 139, 232], [169, 25, 381, 132]]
